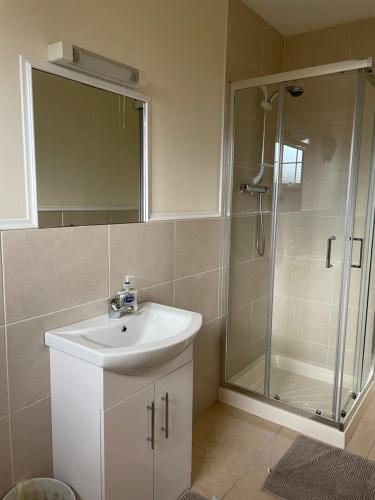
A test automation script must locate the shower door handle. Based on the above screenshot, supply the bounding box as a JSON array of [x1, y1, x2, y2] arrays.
[[351, 237, 364, 269], [326, 236, 336, 268]]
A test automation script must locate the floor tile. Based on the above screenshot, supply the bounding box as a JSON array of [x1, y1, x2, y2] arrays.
[[223, 466, 275, 499]]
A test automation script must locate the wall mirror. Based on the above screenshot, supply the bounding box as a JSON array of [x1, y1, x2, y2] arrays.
[[31, 67, 149, 228]]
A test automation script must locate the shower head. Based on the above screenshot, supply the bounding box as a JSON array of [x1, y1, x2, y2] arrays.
[[261, 85, 304, 108], [286, 85, 304, 97]]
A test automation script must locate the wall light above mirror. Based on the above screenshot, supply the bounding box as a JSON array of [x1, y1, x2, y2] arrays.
[[19, 54, 150, 229]]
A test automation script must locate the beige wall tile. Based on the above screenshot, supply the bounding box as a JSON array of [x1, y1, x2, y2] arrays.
[[273, 295, 330, 346], [0, 238, 4, 327], [349, 18, 375, 60], [175, 219, 221, 279], [193, 365, 220, 419], [235, 86, 263, 122], [137, 282, 174, 307], [226, 305, 252, 377], [250, 257, 269, 301], [234, 116, 262, 167], [327, 345, 355, 376], [0, 327, 8, 418], [251, 297, 268, 340], [109, 222, 174, 292], [262, 23, 284, 74], [277, 214, 337, 260], [228, 257, 268, 311], [0, 416, 12, 498], [6, 301, 106, 413], [2, 226, 109, 324], [284, 73, 356, 129], [230, 215, 255, 264], [272, 333, 328, 367], [274, 256, 333, 303], [194, 319, 222, 379], [283, 24, 350, 70], [227, 0, 264, 69], [329, 305, 359, 351], [284, 123, 352, 175], [229, 261, 253, 309], [175, 270, 219, 323], [226, 54, 261, 83], [11, 398, 52, 482]]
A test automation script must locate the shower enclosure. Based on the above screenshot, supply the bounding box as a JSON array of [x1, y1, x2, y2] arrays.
[[224, 58, 375, 431]]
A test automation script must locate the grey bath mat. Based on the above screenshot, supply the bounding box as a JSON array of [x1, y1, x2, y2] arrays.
[[178, 492, 208, 500], [263, 435, 375, 499]]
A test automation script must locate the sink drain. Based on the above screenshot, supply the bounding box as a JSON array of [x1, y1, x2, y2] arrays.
[[121, 325, 127, 333]]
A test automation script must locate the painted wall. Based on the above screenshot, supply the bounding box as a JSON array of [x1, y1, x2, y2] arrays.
[[0, 0, 227, 221]]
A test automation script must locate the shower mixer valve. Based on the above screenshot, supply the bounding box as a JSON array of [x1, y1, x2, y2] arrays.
[[239, 183, 268, 195]]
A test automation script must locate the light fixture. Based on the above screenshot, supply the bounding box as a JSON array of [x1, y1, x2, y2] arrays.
[[48, 41, 140, 87]]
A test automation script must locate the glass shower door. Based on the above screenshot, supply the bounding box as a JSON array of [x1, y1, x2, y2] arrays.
[[267, 71, 359, 419]]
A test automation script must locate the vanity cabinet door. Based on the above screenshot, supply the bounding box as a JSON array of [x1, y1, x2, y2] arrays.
[[103, 384, 154, 500], [154, 362, 193, 500]]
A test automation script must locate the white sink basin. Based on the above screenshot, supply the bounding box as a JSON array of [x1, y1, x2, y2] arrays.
[[45, 302, 202, 374]]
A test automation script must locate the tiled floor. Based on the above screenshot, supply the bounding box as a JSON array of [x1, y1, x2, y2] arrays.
[[191, 386, 375, 499]]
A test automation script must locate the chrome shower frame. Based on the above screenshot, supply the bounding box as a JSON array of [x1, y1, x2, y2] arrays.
[[223, 57, 375, 430]]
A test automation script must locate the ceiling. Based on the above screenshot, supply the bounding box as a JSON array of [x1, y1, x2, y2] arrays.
[[242, 0, 375, 36]]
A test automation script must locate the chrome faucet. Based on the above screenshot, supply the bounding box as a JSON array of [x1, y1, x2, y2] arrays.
[[108, 292, 136, 319]]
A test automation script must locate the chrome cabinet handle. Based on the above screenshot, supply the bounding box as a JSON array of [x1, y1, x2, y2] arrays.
[[326, 236, 336, 268], [351, 237, 364, 269], [161, 392, 169, 439], [146, 401, 155, 449]]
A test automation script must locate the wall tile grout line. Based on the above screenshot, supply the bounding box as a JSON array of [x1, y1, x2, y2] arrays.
[[9, 395, 51, 417], [3, 297, 108, 329]]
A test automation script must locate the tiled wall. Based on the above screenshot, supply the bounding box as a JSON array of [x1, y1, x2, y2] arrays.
[[225, 0, 283, 379], [271, 71, 357, 371], [283, 18, 375, 71], [276, 18, 375, 373], [0, 218, 223, 496]]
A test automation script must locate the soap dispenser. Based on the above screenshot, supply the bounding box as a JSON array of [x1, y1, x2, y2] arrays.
[[123, 275, 138, 312]]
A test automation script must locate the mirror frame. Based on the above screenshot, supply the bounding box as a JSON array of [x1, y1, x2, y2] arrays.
[[14, 55, 150, 230]]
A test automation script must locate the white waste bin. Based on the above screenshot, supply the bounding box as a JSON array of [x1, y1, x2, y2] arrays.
[[3, 478, 75, 500]]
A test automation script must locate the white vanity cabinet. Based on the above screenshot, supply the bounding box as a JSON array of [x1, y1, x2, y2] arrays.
[[50, 345, 193, 500]]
